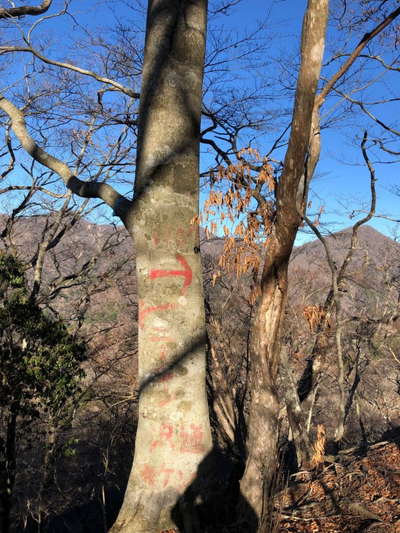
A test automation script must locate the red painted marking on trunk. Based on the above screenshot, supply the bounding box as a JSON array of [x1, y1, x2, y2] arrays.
[[140, 464, 156, 486], [158, 392, 172, 407], [159, 372, 173, 383], [149, 254, 192, 295], [175, 469, 197, 491], [151, 423, 174, 450], [159, 345, 167, 358], [180, 424, 206, 454], [138, 300, 176, 329], [148, 335, 175, 342], [140, 463, 195, 492], [161, 423, 173, 439], [157, 352, 174, 383], [160, 467, 175, 488]]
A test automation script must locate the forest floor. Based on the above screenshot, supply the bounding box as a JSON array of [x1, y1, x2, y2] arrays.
[[275, 436, 400, 532]]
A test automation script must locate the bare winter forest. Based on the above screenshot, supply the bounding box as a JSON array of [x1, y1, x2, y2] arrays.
[[0, 1, 400, 532]]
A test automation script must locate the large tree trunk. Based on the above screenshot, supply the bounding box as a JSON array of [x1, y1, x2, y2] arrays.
[[240, 0, 329, 524], [110, 1, 211, 532]]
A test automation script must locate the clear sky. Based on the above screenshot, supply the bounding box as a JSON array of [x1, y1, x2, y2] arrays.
[[1, 0, 399, 242], [201, 0, 400, 243]]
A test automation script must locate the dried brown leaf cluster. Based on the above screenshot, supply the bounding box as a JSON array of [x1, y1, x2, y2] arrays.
[[201, 148, 276, 287], [303, 305, 331, 332], [310, 424, 326, 469]]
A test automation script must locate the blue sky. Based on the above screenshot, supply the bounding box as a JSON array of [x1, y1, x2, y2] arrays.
[[201, 0, 400, 242], [1, 0, 399, 242]]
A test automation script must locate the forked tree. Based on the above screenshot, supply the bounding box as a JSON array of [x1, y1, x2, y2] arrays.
[[201, 1, 400, 525], [200, 2, 330, 519], [240, 2, 400, 520]]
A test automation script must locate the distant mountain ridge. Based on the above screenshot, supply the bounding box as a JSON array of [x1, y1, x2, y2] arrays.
[[2, 214, 398, 290]]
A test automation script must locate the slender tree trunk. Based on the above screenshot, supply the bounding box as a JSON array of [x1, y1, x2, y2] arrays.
[[110, 2, 211, 532], [302, 134, 377, 448], [38, 420, 57, 530], [280, 346, 313, 467], [0, 402, 18, 533], [240, 1, 329, 524]]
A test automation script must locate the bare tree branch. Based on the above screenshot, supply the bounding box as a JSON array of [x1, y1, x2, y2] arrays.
[[325, 52, 400, 73], [372, 138, 400, 156], [0, 45, 140, 99], [0, 184, 68, 198], [299, 4, 400, 225], [0, 94, 132, 222], [330, 86, 400, 137], [0, 0, 52, 19], [0, 126, 16, 179], [300, 131, 377, 444], [209, 0, 241, 15], [318, 5, 400, 104]]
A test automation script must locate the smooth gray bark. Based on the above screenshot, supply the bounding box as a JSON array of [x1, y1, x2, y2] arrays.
[[110, 2, 211, 532]]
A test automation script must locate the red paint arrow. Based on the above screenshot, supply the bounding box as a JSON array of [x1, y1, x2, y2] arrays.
[[139, 301, 176, 329], [149, 254, 192, 295]]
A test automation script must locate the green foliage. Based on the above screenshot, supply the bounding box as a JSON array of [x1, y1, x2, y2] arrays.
[[0, 252, 86, 423], [0, 253, 25, 290], [62, 437, 79, 457]]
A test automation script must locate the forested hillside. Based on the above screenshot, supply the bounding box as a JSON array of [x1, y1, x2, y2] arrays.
[[1, 216, 399, 531]]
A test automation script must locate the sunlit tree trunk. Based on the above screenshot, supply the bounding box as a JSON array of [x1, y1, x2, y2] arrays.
[[240, 0, 329, 524], [110, 1, 211, 532]]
